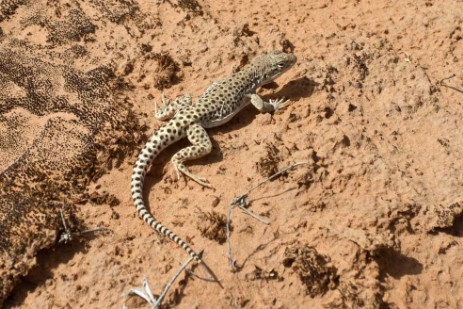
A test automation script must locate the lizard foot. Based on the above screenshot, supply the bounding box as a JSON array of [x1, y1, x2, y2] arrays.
[[174, 163, 214, 189]]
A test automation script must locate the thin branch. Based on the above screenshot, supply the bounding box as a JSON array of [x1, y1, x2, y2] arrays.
[[226, 204, 238, 271], [400, 51, 462, 95], [436, 74, 463, 94], [438, 74, 456, 84], [58, 209, 111, 244], [238, 205, 269, 224], [440, 83, 463, 94], [125, 277, 157, 307], [76, 227, 112, 236], [153, 255, 195, 308], [185, 268, 218, 283], [226, 162, 309, 271], [124, 255, 195, 309], [232, 162, 309, 207], [58, 209, 72, 244]]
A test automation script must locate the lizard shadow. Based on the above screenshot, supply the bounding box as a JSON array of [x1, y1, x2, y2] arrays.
[[210, 76, 318, 135], [261, 76, 318, 101], [430, 214, 463, 238], [375, 247, 423, 279]]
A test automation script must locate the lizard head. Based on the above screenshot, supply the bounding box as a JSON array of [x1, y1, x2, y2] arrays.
[[252, 50, 297, 86]]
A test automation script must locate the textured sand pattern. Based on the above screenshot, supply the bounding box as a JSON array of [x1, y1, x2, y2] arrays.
[[0, 7, 147, 303], [1, 0, 463, 308]]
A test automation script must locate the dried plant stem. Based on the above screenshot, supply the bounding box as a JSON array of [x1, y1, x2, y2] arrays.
[[154, 255, 195, 308], [58, 209, 111, 244], [226, 162, 309, 270], [124, 255, 195, 309]]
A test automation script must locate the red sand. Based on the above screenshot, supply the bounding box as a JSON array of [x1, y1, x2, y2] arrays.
[[1, 0, 462, 308]]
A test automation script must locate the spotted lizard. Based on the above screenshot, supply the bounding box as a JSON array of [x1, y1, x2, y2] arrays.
[[131, 50, 297, 265]]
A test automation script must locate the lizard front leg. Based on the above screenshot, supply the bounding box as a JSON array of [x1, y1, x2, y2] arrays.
[[247, 93, 289, 113], [171, 123, 213, 188], [155, 94, 192, 120]]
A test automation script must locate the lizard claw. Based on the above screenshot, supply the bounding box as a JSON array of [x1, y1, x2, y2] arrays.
[[173, 164, 182, 181], [191, 175, 214, 189], [269, 98, 289, 110], [161, 92, 169, 106], [183, 171, 214, 189]]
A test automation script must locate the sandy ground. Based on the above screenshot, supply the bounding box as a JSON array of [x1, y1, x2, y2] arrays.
[[1, 0, 463, 308]]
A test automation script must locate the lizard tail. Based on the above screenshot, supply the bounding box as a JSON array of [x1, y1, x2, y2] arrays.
[[131, 130, 203, 263]]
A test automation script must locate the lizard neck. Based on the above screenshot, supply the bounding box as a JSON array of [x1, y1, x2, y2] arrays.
[[234, 65, 264, 94]]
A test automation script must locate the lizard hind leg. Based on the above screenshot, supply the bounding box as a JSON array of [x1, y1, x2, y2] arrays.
[[171, 123, 213, 188]]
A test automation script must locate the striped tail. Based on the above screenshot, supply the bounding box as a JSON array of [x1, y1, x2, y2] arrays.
[[131, 131, 202, 263]]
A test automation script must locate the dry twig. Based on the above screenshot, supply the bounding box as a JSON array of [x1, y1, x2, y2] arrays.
[[400, 52, 462, 95], [124, 253, 196, 309], [437, 74, 463, 94], [226, 162, 309, 270], [58, 209, 111, 244]]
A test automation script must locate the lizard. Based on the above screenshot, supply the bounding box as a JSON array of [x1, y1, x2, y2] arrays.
[[131, 50, 297, 266]]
